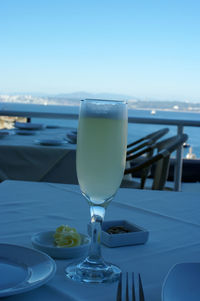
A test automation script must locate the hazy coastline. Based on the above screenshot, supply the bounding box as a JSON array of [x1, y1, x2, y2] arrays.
[[1, 92, 200, 114]]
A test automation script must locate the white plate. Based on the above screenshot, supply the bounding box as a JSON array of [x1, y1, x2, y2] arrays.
[[0, 243, 56, 297], [15, 122, 44, 130], [35, 139, 68, 146], [32, 231, 90, 259], [15, 129, 37, 135], [162, 262, 200, 301], [0, 131, 9, 138]]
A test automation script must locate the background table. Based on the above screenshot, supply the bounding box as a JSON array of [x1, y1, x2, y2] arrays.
[[0, 127, 78, 184], [0, 180, 200, 301]]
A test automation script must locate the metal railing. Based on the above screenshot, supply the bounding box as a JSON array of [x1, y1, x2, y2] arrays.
[[128, 116, 200, 191], [1, 105, 200, 191]]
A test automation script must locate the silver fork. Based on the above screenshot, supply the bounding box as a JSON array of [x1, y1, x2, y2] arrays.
[[116, 272, 145, 301]]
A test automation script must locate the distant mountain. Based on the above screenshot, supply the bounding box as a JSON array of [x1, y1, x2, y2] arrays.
[[1, 91, 200, 112], [54, 91, 134, 101], [1, 91, 199, 103], [0, 91, 133, 99]]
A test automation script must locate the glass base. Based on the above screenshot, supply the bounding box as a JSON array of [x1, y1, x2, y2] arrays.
[[65, 258, 121, 283]]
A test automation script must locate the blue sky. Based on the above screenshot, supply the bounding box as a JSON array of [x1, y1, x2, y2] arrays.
[[0, 0, 200, 101]]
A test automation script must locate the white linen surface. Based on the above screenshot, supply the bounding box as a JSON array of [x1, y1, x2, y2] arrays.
[[0, 128, 77, 184], [0, 180, 200, 301]]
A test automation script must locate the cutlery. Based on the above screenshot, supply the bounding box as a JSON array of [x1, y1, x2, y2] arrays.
[[116, 272, 145, 301]]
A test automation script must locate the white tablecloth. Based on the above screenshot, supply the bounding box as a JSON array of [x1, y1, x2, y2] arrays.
[[0, 127, 78, 184], [0, 180, 200, 300]]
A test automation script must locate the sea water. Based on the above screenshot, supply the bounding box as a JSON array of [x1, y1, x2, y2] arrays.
[[3, 102, 199, 158]]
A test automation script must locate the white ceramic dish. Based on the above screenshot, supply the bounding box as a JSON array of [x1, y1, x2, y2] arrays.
[[162, 262, 200, 301], [32, 231, 90, 259], [0, 243, 56, 297], [15, 122, 44, 130], [90, 220, 149, 248], [35, 139, 68, 146]]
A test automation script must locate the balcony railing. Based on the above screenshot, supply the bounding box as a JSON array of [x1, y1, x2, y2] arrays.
[[1, 103, 200, 191]]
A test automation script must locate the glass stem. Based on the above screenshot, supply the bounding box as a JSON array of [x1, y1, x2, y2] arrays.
[[87, 205, 105, 263]]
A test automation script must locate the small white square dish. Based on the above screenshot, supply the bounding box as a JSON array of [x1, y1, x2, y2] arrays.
[[101, 220, 149, 248]]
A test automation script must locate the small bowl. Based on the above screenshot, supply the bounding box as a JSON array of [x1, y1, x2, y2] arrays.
[[91, 220, 149, 248], [31, 231, 90, 259]]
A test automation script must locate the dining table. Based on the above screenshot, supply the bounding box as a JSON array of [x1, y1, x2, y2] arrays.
[[0, 179, 200, 301], [0, 126, 78, 184]]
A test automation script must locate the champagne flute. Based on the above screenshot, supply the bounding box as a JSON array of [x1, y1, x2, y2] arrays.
[[65, 99, 127, 283]]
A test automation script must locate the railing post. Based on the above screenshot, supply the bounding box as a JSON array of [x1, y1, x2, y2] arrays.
[[174, 125, 184, 191]]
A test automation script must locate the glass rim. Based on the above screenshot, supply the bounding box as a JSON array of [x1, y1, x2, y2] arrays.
[[81, 98, 127, 105]]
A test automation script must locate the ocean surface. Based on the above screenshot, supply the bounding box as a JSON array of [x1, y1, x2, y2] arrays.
[[31, 106, 200, 159], [1, 102, 199, 158]]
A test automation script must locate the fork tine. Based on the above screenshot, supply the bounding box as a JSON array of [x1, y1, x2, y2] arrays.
[[116, 272, 145, 301], [138, 273, 145, 301], [126, 272, 129, 301], [131, 272, 136, 301], [116, 273, 122, 301]]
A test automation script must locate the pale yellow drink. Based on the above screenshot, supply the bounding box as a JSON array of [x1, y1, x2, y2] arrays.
[[66, 100, 127, 283], [77, 114, 127, 205]]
